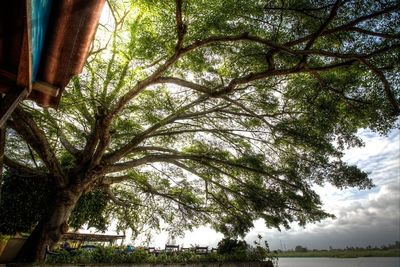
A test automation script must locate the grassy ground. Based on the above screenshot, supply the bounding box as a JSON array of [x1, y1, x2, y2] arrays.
[[268, 249, 400, 258]]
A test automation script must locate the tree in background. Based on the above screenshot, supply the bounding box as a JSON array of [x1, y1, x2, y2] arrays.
[[2, 0, 399, 261], [295, 245, 308, 252]]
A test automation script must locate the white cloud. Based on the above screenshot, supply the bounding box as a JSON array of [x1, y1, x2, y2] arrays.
[[244, 128, 400, 250]]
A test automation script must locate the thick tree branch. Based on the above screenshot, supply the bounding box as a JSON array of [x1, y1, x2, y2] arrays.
[[102, 175, 132, 185], [309, 70, 371, 105], [109, 33, 285, 120], [222, 96, 273, 127], [360, 59, 400, 114], [170, 160, 248, 198], [347, 27, 400, 39], [304, 0, 342, 51], [175, 0, 187, 51], [104, 96, 209, 164], [78, 118, 102, 166], [155, 77, 212, 94], [265, 3, 335, 12], [172, 104, 229, 120], [285, 4, 400, 47], [10, 107, 67, 186], [181, 33, 296, 55], [105, 154, 192, 173], [149, 128, 245, 138], [102, 185, 130, 207], [109, 54, 182, 118], [106, 153, 297, 194], [169, 159, 302, 214], [3, 156, 45, 176], [76, 110, 112, 173], [156, 60, 362, 101], [44, 112, 81, 158], [59, 135, 81, 157], [294, 44, 400, 59], [92, 116, 112, 166], [132, 146, 181, 154], [135, 180, 209, 213]]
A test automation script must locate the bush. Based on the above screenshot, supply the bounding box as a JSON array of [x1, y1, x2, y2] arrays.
[[175, 250, 201, 263], [46, 249, 93, 264], [91, 246, 116, 263], [46, 243, 270, 264], [217, 237, 248, 255], [252, 246, 268, 259], [125, 249, 151, 263]]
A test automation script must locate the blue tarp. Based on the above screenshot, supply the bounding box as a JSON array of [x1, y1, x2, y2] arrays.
[[31, 0, 52, 82]]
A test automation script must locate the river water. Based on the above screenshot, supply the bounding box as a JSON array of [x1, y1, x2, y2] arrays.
[[276, 257, 400, 267]]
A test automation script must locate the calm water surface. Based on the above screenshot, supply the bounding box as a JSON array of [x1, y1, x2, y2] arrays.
[[276, 257, 400, 267]]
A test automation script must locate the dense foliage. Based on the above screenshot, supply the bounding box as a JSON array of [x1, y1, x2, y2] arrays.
[[68, 190, 109, 231], [0, 171, 54, 234], [46, 246, 270, 264], [2, 0, 399, 260], [0, 171, 109, 234], [217, 238, 249, 255]]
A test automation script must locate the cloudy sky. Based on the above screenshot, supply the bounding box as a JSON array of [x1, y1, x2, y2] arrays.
[[152, 127, 400, 251]]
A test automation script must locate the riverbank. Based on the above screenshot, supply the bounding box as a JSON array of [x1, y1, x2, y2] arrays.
[[268, 249, 400, 258], [3, 262, 274, 267]]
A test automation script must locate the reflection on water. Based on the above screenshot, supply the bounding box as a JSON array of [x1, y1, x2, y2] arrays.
[[276, 257, 400, 267]]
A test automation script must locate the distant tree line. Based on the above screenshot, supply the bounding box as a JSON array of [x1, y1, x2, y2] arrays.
[[336, 241, 400, 251], [282, 241, 400, 253]]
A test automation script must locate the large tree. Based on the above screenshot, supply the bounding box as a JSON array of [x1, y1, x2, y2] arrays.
[[2, 0, 399, 261]]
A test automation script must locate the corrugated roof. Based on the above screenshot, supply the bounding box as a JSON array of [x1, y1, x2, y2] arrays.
[[0, 0, 106, 108]]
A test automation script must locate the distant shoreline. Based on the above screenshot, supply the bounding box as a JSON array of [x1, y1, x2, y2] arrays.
[[268, 249, 400, 258]]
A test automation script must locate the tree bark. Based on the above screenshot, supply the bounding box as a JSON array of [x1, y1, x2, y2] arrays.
[[14, 186, 82, 262], [0, 126, 5, 202]]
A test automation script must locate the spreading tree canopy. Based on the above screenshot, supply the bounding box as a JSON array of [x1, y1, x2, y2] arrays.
[[1, 0, 399, 261]]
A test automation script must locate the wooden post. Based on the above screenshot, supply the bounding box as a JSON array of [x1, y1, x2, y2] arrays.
[[0, 0, 32, 128], [17, 0, 33, 91]]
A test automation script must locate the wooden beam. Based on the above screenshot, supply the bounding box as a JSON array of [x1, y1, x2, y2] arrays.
[[33, 81, 60, 97], [0, 87, 29, 128], [16, 0, 33, 91], [0, 68, 60, 97], [0, 69, 17, 81]]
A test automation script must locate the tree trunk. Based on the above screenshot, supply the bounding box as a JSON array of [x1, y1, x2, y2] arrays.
[[14, 187, 82, 262]]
